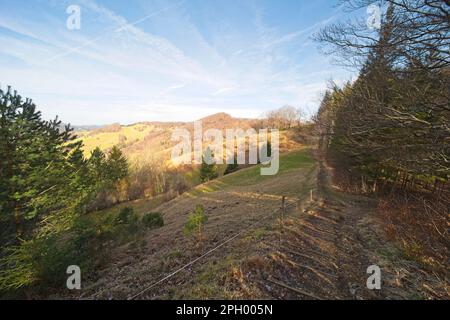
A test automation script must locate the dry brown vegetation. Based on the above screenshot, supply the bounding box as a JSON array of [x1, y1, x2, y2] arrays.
[[378, 194, 449, 274]]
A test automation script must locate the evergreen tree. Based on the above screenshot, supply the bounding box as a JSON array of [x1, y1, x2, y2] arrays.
[[106, 145, 129, 203], [315, 1, 450, 188], [0, 88, 130, 291], [0, 87, 85, 242], [224, 154, 239, 175], [106, 145, 128, 183], [183, 204, 208, 245], [88, 147, 107, 181], [199, 147, 218, 182]]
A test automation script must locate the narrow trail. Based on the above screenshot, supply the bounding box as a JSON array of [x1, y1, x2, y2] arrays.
[[252, 156, 380, 299]]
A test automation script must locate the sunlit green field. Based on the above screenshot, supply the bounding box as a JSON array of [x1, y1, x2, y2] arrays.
[[190, 148, 315, 195]]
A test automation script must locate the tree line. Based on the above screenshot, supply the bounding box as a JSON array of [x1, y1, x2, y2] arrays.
[[314, 0, 449, 194], [254, 105, 305, 130], [0, 86, 129, 245]]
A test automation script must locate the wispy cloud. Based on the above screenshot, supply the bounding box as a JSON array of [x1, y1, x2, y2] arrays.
[[212, 87, 235, 95]]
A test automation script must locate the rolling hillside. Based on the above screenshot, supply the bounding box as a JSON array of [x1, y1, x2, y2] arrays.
[[74, 113, 260, 165]]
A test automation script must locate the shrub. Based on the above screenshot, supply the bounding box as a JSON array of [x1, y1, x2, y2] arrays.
[[0, 240, 39, 291], [114, 207, 135, 225], [166, 172, 189, 195], [113, 207, 139, 238], [142, 212, 164, 229], [184, 204, 208, 243], [0, 207, 141, 294]]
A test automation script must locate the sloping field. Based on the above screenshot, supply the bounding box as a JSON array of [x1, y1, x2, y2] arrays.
[[74, 148, 317, 299], [65, 147, 447, 300]]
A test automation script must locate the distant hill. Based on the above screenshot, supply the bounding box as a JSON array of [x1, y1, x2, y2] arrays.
[[72, 124, 106, 132], [58, 123, 106, 132], [75, 113, 260, 164]]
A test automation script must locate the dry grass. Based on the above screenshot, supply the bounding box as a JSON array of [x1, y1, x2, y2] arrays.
[[62, 146, 449, 300], [76, 123, 157, 157], [66, 147, 317, 299], [378, 194, 449, 274]]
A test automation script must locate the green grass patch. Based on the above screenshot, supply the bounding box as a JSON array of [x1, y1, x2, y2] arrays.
[[142, 212, 164, 229], [87, 193, 167, 223], [188, 148, 315, 195]]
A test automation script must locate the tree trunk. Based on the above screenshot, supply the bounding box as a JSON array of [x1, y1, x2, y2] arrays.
[[14, 204, 23, 239]]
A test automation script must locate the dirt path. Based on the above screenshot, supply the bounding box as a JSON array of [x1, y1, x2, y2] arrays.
[[250, 158, 381, 299]]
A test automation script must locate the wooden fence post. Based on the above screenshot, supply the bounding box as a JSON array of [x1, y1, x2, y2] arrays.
[[280, 196, 286, 243]]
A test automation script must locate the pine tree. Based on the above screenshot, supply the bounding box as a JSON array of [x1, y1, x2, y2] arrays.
[[0, 87, 87, 242], [0, 88, 128, 291], [106, 145, 129, 203], [183, 204, 208, 245], [224, 154, 239, 175], [89, 147, 107, 180], [106, 145, 128, 183], [199, 147, 218, 182]]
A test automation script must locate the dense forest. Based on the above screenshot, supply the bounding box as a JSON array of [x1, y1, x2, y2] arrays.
[[314, 0, 449, 270]]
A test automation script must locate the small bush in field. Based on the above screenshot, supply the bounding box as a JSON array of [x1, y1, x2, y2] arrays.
[[115, 207, 135, 225], [113, 207, 139, 236], [184, 204, 208, 243], [142, 212, 164, 229]]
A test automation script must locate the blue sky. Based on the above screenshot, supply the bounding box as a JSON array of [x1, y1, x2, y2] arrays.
[[0, 0, 360, 125]]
